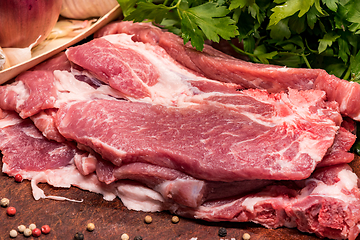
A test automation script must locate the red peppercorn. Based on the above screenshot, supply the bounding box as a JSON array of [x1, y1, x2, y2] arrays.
[[41, 225, 51, 234], [32, 228, 41, 237], [14, 174, 23, 183], [6, 207, 16, 216]]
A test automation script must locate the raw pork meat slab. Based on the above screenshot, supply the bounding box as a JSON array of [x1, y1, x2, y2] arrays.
[[172, 164, 360, 240], [0, 20, 358, 240], [54, 92, 338, 182], [95, 21, 360, 121], [0, 109, 119, 202]]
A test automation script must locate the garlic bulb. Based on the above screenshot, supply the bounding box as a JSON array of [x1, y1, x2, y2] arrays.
[[60, 0, 119, 19]]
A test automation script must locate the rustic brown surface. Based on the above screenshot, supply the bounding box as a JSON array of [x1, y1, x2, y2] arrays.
[[1, 157, 359, 240]]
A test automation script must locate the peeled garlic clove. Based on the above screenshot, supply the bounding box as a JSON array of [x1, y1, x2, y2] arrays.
[[2, 47, 32, 67], [1, 36, 40, 67], [0, 47, 10, 71]]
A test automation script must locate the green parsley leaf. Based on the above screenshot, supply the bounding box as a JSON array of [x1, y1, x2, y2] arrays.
[[229, 0, 254, 11], [321, 0, 339, 12], [125, 2, 172, 23], [267, 19, 291, 40], [318, 32, 340, 53], [269, 0, 316, 26], [179, 3, 239, 50], [117, 0, 137, 17], [350, 50, 360, 82]]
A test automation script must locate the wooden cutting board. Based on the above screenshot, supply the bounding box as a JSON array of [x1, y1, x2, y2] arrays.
[[1, 157, 359, 240]]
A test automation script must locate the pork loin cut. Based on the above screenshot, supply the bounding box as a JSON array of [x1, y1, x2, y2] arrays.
[[94, 21, 360, 121], [170, 164, 360, 240], [66, 38, 157, 98], [0, 70, 57, 119], [0, 109, 120, 202], [54, 88, 339, 182]]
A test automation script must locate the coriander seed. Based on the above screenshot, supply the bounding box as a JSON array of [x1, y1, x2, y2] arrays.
[[0, 197, 9, 207], [23, 228, 32, 237], [243, 233, 251, 240], [144, 215, 152, 224], [87, 222, 95, 232], [9, 229, 17, 238], [28, 223, 36, 231], [121, 233, 129, 240], [171, 215, 180, 224], [18, 225, 26, 233]]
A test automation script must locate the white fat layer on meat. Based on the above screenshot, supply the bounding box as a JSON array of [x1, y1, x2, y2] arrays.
[[116, 182, 165, 212], [0, 115, 23, 128], [265, 66, 289, 72], [297, 134, 336, 163], [89, 137, 127, 162], [53, 70, 124, 106], [102, 34, 235, 107], [303, 168, 358, 202], [2, 162, 118, 202], [22, 125, 44, 139], [6, 81, 29, 109], [339, 82, 354, 113], [242, 196, 270, 212], [48, 146, 69, 156]]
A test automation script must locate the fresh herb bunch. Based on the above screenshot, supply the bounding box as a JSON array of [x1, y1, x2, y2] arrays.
[[117, 0, 360, 82]]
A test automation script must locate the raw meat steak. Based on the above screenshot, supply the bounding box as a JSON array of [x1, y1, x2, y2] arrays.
[[0, 109, 119, 202], [169, 164, 360, 240], [54, 91, 338, 182], [94, 21, 360, 121], [66, 38, 157, 98]]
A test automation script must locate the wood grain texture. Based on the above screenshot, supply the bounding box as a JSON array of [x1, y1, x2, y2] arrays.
[[1, 157, 359, 240]]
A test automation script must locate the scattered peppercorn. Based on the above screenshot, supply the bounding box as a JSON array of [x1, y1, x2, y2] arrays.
[[41, 225, 51, 234], [121, 233, 129, 240], [32, 228, 41, 237], [218, 227, 227, 237], [6, 206, 16, 216], [9, 229, 18, 238], [23, 228, 32, 237], [14, 174, 23, 183], [86, 222, 95, 232], [242, 233, 251, 240], [28, 224, 36, 231], [74, 232, 84, 240], [0, 197, 9, 207], [171, 215, 180, 224], [133, 236, 143, 240], [18, 225, 26, 233], [144, 215, 152, 224]]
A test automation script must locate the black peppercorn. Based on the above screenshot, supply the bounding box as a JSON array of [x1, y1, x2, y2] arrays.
[[74, 232, 84, 240], [218, 227, 227, 237], [134, 236, 143, 240]]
